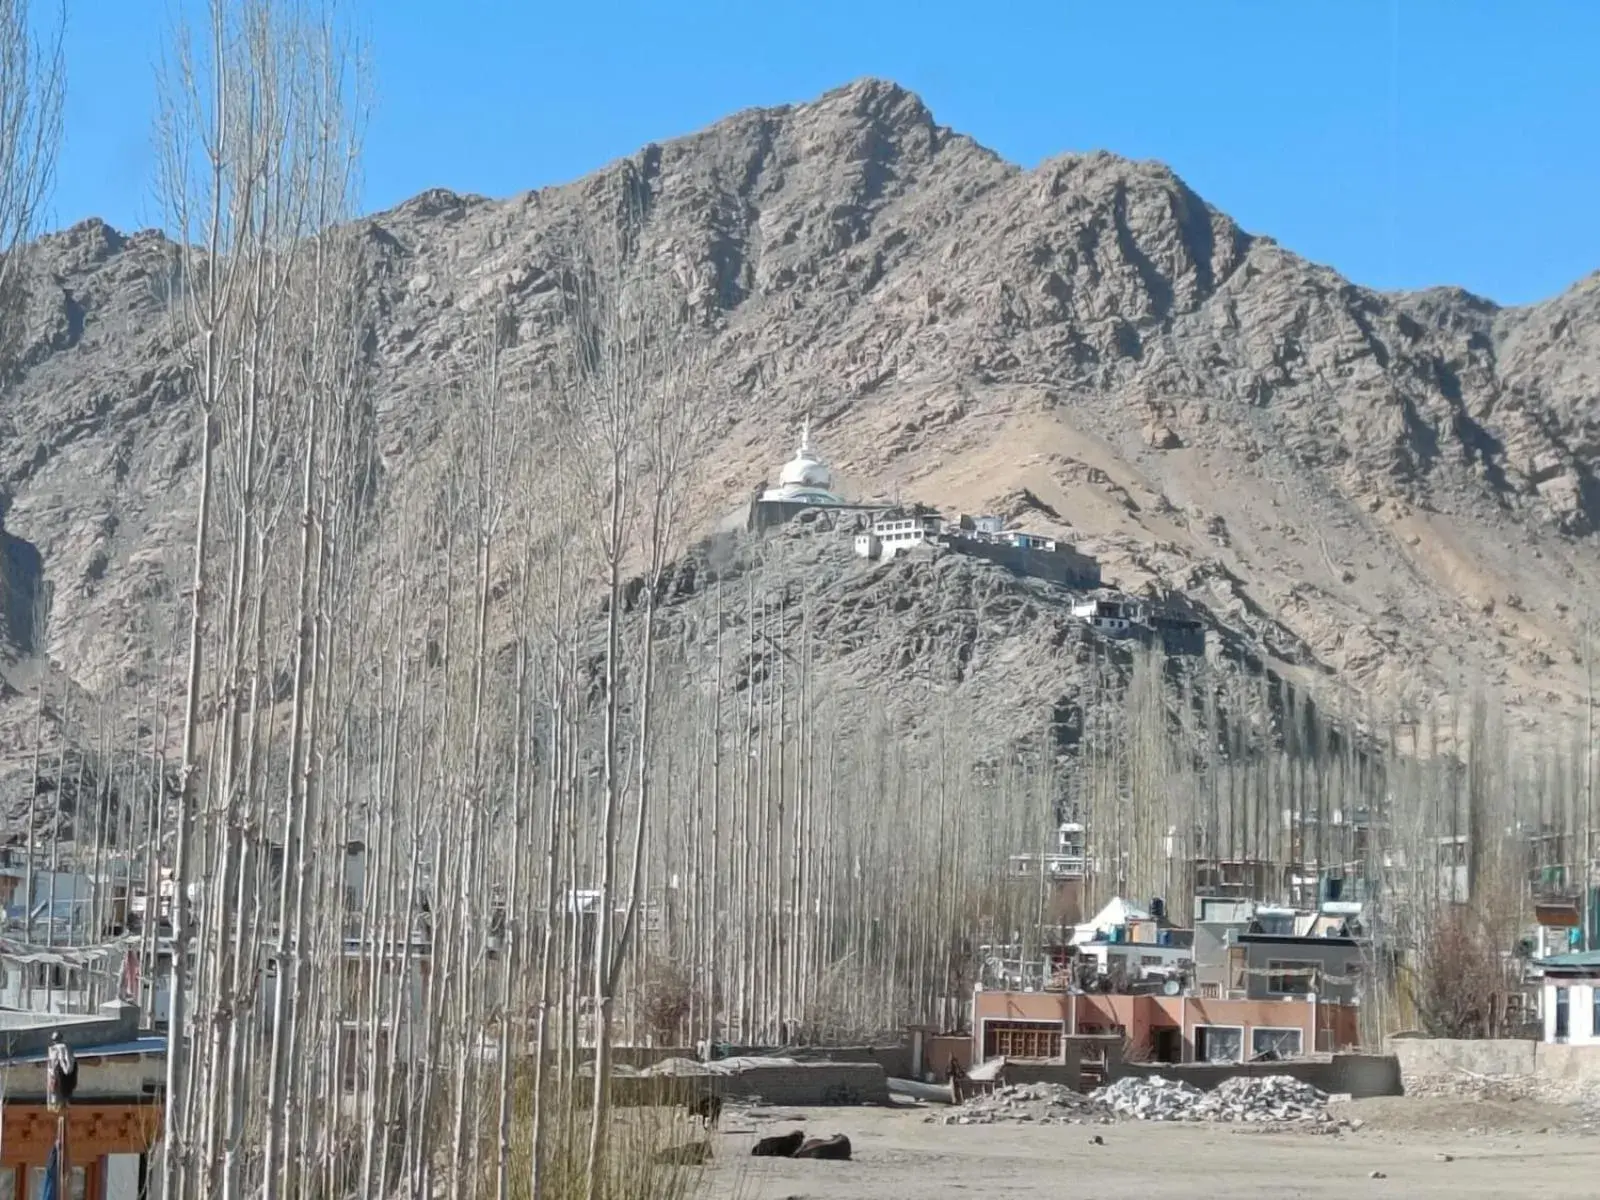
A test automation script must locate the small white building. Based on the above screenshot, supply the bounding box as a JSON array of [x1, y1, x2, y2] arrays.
[[1538, 951, 1600, 1044], [1000, 531, 1057, 552], [1070, 596, 1146, 634], [854, 514, 943, 561]]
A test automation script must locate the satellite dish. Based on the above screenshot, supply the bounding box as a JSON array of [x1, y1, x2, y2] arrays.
[[1162, 978, 1181, 996]]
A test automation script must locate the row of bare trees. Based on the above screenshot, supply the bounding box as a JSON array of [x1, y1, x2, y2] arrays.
[[128, 7, 1068, 1182]]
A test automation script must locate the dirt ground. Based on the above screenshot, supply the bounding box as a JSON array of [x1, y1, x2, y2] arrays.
[[699, 1097, 1600, 1199]]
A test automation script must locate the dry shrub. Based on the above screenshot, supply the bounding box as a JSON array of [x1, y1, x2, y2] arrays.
[[633, 956, 697, 1045], [1412, 905, 1522, 1039]]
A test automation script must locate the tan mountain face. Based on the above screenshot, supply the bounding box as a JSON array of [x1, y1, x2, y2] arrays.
[[1, 77, 1597, 776]]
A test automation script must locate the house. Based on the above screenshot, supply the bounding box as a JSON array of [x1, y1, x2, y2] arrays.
[[0, 1001, 165, 1198], [1192, 902, 1368, 1005], [1070, 596, 1145, 635], [1149, 611, 1205, 656], [1003, 823, 1088, 930], [1068, 898, 1193, 990], [261, 932, 432, 1090], [3, 858, 139, 943], [971, 987, 1359, 1066], [853, 509, 1104, 588], [853, 513, 943, 561], [0, 940, 165, 1022], [1186, 857, 1283, 903], [1536, 950, 1600, 1044]]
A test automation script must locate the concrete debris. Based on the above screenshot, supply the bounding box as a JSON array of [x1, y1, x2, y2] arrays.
[[931, 1082, 1113, 1127], [933, 1074, 1337, 1128], [1095, 1075, 1335, 1124], [1094, 1075, 1208, 1121]]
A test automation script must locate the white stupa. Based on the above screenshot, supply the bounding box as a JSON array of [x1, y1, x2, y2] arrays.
[[760, 418, 846, 506]]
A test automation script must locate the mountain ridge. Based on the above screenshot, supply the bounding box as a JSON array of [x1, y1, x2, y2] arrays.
[[1, 76, 1598, 775]]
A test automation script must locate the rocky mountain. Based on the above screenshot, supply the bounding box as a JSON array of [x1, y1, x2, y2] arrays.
[[2, 77, 1598, 785]]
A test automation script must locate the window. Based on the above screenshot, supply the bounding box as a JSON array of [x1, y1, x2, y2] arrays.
[[1251, 1027, 1303, 1060], [28, 1165, 85, 1200], [1592, 987, 1600, 1042], [1266, 960, 1319, 996], [1556, 986, 1571, 1041], [983, 1020, 1062, 1061], [29, 963, 71, 990], [338, 1024, 392, 1091], [1193, 1025, 1243, 1063]]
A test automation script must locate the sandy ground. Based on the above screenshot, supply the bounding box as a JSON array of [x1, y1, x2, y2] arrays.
[[697, 1098, 1600, 1199]]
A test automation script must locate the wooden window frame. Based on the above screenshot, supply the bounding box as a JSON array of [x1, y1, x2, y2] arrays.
[[982, 1019, 1063, 1061]]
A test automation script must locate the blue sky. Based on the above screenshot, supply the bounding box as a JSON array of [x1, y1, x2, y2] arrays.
[[53, 1, 1600, 305]]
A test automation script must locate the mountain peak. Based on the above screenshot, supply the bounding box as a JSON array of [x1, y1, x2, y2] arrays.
[[4, 79, 1600, 737], [820, 76, 930, 117]]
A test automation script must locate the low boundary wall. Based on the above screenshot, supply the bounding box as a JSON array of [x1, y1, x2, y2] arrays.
[[1533, 1043, 1600, 1084], [611, 1062, 891, 1108], [1110, 1054, 1402, 1099], [1389, 1037, 1600, 1088], [711, 1043, 914, 1079], [1388, 1037, 1537, 1081]]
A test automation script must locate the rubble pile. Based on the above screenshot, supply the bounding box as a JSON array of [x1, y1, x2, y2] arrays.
[[1198, 1075, 1332, 1123], [937, 1074, 1335, 1127], [1406, 1072, 1600, 1130], [1095, 1074, 1333, 1124], [935, 1082, 1111, 1127], [1094, 1076, 1207, 1120]]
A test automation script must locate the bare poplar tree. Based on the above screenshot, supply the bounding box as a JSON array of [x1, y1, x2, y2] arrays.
[[0, 0, 61, 369], [155, 1, 365, 1196], [549, 179, 703, 1196]]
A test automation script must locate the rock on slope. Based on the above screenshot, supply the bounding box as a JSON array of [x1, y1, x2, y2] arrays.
[[1, 77, 1598, 769]]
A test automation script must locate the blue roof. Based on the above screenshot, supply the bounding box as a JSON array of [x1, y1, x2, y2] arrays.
[[1537, 950, 1600, 971], [0, 1035, 166, 1067]]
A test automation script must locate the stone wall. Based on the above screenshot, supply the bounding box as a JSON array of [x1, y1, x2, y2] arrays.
[[611, 1062, 891, 1108], [941, 534, 1101, 591]]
